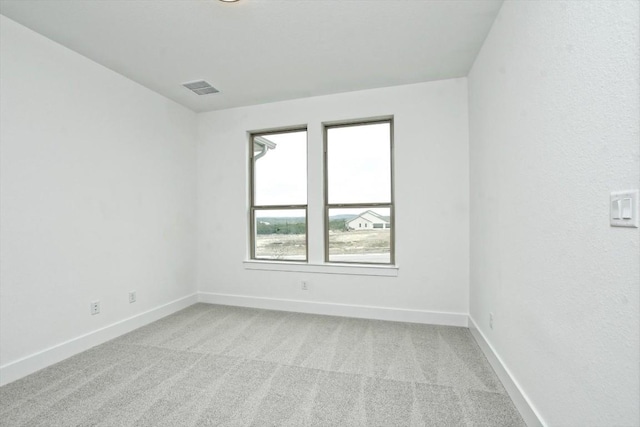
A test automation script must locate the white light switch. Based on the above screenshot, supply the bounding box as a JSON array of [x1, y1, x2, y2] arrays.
[[611, 190, 639, 228], [612, 199, 622, 220], [621, 198, 632, 219]]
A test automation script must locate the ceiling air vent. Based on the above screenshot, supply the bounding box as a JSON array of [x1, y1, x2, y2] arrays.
[[182, 80, 219, 95]]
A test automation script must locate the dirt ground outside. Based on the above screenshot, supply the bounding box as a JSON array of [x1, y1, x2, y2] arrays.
[[255, 230, 390, 260]]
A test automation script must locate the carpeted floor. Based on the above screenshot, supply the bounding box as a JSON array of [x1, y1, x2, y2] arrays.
[[0, 303, 525, 426]]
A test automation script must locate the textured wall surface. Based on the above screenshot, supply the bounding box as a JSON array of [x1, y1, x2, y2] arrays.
[[0, 16, 198, 368], [3, 2, 639, 423], [468, 1, 640, 425], [197, 79, 470, 317]]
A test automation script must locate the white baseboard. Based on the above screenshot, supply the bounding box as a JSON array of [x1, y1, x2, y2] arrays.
[[198, 292, 468, 327], [0, 293, 198, 386], [468, 316, 545, 427]]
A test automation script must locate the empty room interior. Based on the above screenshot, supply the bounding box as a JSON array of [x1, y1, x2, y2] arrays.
[[0, 1, 638, 426]]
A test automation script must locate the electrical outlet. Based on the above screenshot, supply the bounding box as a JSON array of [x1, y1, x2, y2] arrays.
[[90, 301, 100, 315], [301, 280, 309, 291], [129, 291, 136, 303], [489, 312, 494, 330]]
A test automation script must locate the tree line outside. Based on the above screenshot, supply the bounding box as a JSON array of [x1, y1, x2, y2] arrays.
[[256, 217, 348, 235]]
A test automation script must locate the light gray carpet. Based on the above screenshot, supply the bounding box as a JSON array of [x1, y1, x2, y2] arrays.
[[0, 303, 525, 426]]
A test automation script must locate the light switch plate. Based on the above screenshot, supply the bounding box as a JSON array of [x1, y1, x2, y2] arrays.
[[611, 190, 639, 228]]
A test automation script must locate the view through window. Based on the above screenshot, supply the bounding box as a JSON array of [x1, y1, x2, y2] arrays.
[[251, 129, 307, 261], [249, 119, 393, 265], [325, 120, 393, 264]]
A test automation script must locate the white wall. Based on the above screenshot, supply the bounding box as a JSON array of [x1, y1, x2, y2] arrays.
[[197, 79, 470, 320], [6, 3, 637, 422], [0, 16, 198, 382], [468, 1, 639, 426]]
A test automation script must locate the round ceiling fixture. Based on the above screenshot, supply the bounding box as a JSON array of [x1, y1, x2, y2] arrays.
[[219, 0, 239, 2]]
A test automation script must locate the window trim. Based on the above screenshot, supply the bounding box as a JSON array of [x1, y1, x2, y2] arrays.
[[249, 127, 309, 262], [323, 118, 395, 265], [243, 260, 399, 277]]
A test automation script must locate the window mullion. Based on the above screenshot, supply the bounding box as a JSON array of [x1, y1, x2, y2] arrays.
[[306, 121, 325, 264]]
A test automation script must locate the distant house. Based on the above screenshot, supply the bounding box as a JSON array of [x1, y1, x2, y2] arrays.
[[347, 210, 390, 230]]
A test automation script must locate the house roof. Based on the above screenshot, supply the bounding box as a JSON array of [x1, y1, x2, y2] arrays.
[[253, 136, 276, 152], [253, 136, 277, 161], [348, 210, 390, 224]]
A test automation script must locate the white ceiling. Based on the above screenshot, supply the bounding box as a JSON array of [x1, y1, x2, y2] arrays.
[[0, 0, 503, 113]]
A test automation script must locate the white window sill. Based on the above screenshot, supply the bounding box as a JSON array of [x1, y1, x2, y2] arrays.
[[243, 260, 399, 277]]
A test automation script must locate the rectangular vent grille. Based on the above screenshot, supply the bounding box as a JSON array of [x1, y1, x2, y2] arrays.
[[182, 80, 219, 95]]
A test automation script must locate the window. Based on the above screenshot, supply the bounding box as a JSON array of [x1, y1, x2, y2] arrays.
[[250, 129, 307, 261], [248, 118, 395, 268], [325, 120, 394, 264]]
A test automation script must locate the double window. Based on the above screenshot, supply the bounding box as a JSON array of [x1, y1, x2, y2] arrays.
[[250, 119, 393, 265]]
